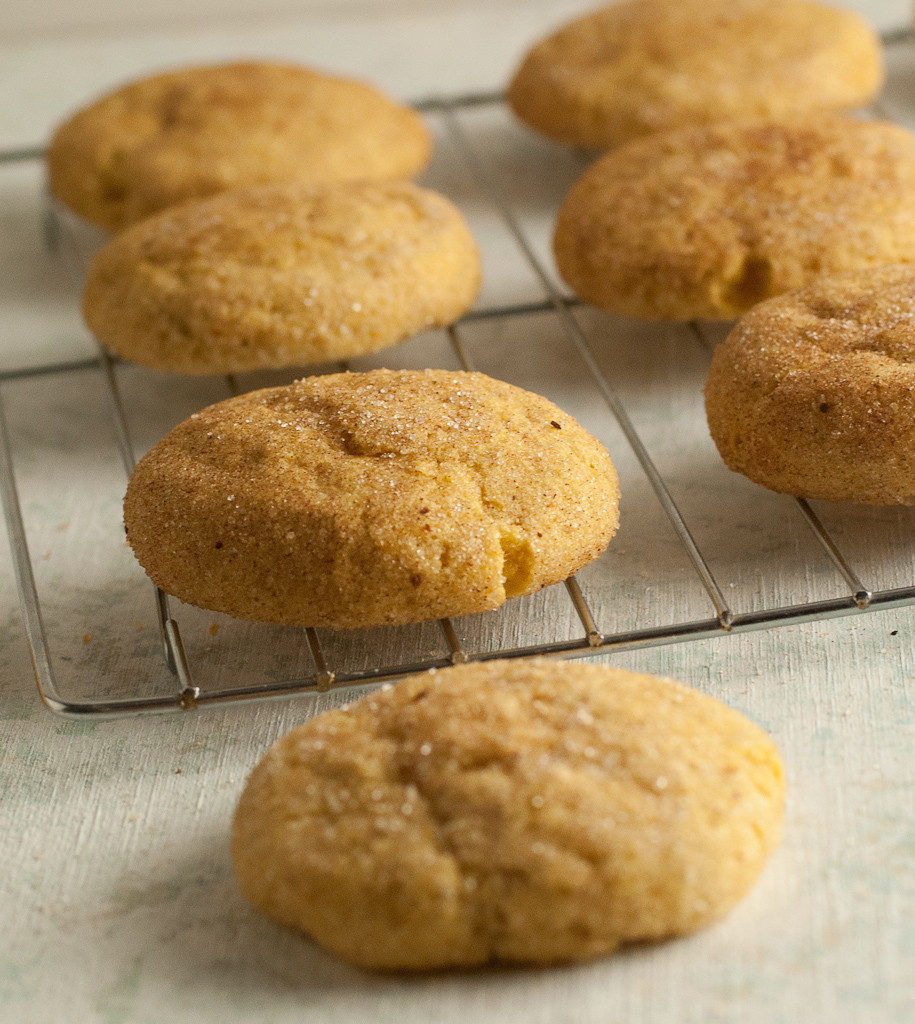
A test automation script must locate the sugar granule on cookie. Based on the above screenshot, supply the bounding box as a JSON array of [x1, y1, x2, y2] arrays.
[[553, 118, 915, 321], [507, 0, 883, 150], [47, 61, 432, 232], [82, 180, 481, 374], [705, 263, 915, 504], [232, 658, 785, 969], [123, 369, 620, 628]]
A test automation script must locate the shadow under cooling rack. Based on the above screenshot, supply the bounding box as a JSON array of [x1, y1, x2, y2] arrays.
[[1, 84, 914, 717]]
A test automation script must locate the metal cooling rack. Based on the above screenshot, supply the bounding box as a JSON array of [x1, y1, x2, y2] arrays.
[[2, 75, 915, 718]]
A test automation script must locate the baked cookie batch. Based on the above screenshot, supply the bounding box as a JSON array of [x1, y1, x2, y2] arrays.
[[47, 0, 904, 971], [519, 0, 912, 508]]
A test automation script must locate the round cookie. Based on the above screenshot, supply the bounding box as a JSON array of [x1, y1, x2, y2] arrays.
[[123, 369, 620, 628], [232, 658, 785, 969], [705, 264, 915, 504], [82, 181, 481, 374], [47, 61, 432, 232], [553, 118, 915, 321], [507, 0, 883, 151]]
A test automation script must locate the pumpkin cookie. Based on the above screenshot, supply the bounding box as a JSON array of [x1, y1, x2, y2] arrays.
[[507, 0, 882, 150], [48, 61, 431, 232], [705, 264, 915, 504], [82, 180, 480, 373], [553, 118, 915, 321], [123, 369, 620, 628], [232, 658, 785, 969]]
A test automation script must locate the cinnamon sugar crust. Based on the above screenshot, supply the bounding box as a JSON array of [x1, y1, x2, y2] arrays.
[[232, 658, 784, 969], [48, 61, 432, 231], [82, 181, 480, 373], [554, 118, 915, 321], [507, 0, 883, 150], [705, 264, 915, 504], [124, 369, 620, 628]]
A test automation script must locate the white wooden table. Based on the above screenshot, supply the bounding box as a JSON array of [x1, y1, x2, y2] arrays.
[[1, 2, 913, 1021]]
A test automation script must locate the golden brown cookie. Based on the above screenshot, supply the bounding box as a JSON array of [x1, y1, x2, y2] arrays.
[[553, 118, 915, 321], [47, 61, 432, 232], [232, 658, 785, 969], [81, 181, 480, 374], [705, 264, 915, 504], [123, 369, 620, 628], [507, 0, 883, 151]]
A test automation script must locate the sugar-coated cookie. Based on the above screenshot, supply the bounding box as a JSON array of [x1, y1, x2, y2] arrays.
[[82, 181, 480, 373], [554, 118, 915, 321], [123, 370, 620, 628], [705, 264, 915, 504], [48, 61, 431, 232], [507, 0, 883, 150], [232, 658, 785, 969]]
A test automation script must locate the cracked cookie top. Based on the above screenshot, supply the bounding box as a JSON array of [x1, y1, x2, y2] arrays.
[[705, 264, 915, 504], [231, 658, 784, 969], [553, 118, 915, 321], [48, 61, 432, 232], [123, 369, 620, 628]]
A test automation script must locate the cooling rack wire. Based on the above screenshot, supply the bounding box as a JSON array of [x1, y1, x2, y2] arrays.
[[2, 39, 915, 718]]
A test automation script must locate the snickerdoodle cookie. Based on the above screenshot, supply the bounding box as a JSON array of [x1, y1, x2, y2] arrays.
[[123, 370, 620, 628], [507, 0, 882, 150], [47, 61, 431, 232], [232, 658, 785, 969], [705, 264, 915, 504], [553, 118, 915, 321], [82, 181, 480, 373]]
